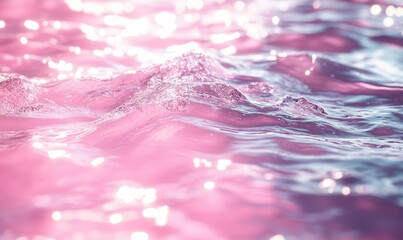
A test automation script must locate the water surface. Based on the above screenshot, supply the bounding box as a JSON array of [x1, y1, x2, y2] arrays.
[[0, 0, 403, 239]]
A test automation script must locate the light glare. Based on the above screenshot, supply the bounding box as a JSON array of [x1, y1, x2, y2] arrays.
[[91, 157, 104, 167], [109, 213, 123, 224], [204, 181, 215, 190], [52, 211, 62, 221], [20, 37, 28, 45], [131, 232, 149, 240], [48, 149, 67, 159], [370, 4, 382, 15], [270, 234, 286, 240], [272, 16, 280, 25], [383, 17, 394, 27], [24, 20, 39, 30], [342, 187, 351, 196], [386, 6, 396, 17]]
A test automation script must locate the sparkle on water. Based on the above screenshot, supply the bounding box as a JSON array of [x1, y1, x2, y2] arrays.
[[0, 0, 403, 240]]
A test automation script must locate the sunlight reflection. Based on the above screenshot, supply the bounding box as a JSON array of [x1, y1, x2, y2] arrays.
[[245, 23, 267, 39], [131, 232, 149, 240], [142, 208, 158, 218], [48, 60, 74, 72], [125, 18, 150, 36], [234, 1, 245, 11], [184, 13, 200, 23], [155, 205, 169, 226], [57, 74, 68, 80], [370, 4, 382, 16], [53, 209, 104, 222], [396, 7, 403, 17], [24, 20, 39, 30], [166, 42, 200, 55], [33, 142, 44, 149], [270, 234, 286, 240], [155, 12, 176, 29], [103, 47, 112, 55], [320, 178, 336, 193], [312, 54, 317, 63], [65, 0, 134, 15], [112, 49, 124, 58], [64, 0, 83, 12], [20, 37, 28, 45], [204, 181, 215, 190], [1, 0, 400, 239], [53, 20, 62, 29], [386, 6, 396, 17], [216, 159, 232, 171], [104, 15, 128, 27], [193, 157, 201, 167], [193, 157, 233, 171], [237, 15, 249, 27], [193, 157, 212, 168], [214, 9, 232, 27], [109, 213, 123, 224], [332, 170, 343, 180], [210, 32, 240, 44], [186, 0, 204, 10], [51, 211, 62, 221], [383, 17, 394, 27], [142, 189, 157, 205], [320, 178, 335, 188], [115, 185, 156, 205], [69, 46, 81, 55], [142, 205, 169, 226], [91, 157, 105, 167], [48, 149, 67, 159], [221, 45, 237, 55], [341, 186, 351, 196], [204, 160, 212, 167], [272, 16, 280, 25]]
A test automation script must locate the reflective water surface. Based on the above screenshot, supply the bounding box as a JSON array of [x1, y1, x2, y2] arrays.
[[0, 0, 403, 239]]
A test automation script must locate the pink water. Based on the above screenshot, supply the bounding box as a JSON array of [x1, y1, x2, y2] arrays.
[[1, 0, 403, 239]]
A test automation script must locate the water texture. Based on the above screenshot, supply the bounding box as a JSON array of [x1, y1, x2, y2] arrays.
[[0, 0, 402, 239]]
